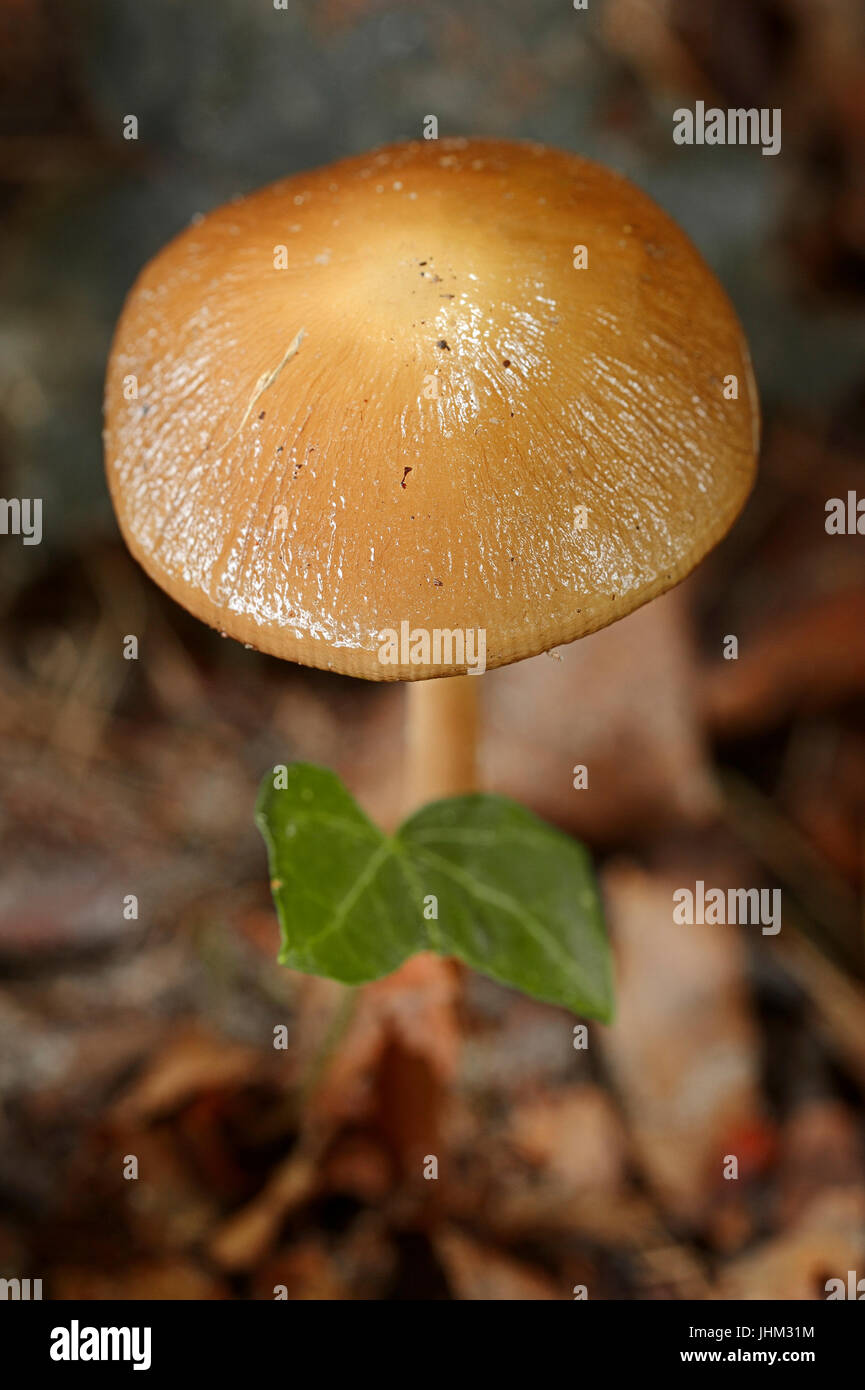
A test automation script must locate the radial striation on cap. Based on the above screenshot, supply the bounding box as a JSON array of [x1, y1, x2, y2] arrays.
[[104, 137, 759, 680]]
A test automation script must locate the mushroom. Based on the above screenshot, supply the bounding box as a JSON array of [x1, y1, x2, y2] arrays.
[[105, 135, 758, 830]]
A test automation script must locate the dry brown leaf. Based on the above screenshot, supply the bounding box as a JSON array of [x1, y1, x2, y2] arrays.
[[435, 1227, 560, 1300], [109, 1025, 264, 1127], [599, 861, 764, 1226], [207, 1146, 320, 1273], [716, 1190, 865, 1300], [701, 588, 865, 736], [303, 954, 460, 1132], [484, 587, 717, 844]]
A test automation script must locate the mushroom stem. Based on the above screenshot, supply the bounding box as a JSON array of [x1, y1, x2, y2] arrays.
[[406, 675, 478, 812]]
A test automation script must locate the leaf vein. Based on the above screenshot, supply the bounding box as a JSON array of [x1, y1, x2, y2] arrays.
[[413, 845, 585, 981]]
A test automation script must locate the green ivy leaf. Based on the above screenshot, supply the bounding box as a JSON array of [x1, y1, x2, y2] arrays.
[[256, 762, 613, 1021]]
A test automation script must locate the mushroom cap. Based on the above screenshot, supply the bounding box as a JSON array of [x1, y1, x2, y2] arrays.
[[104, 137, 759, 681]]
